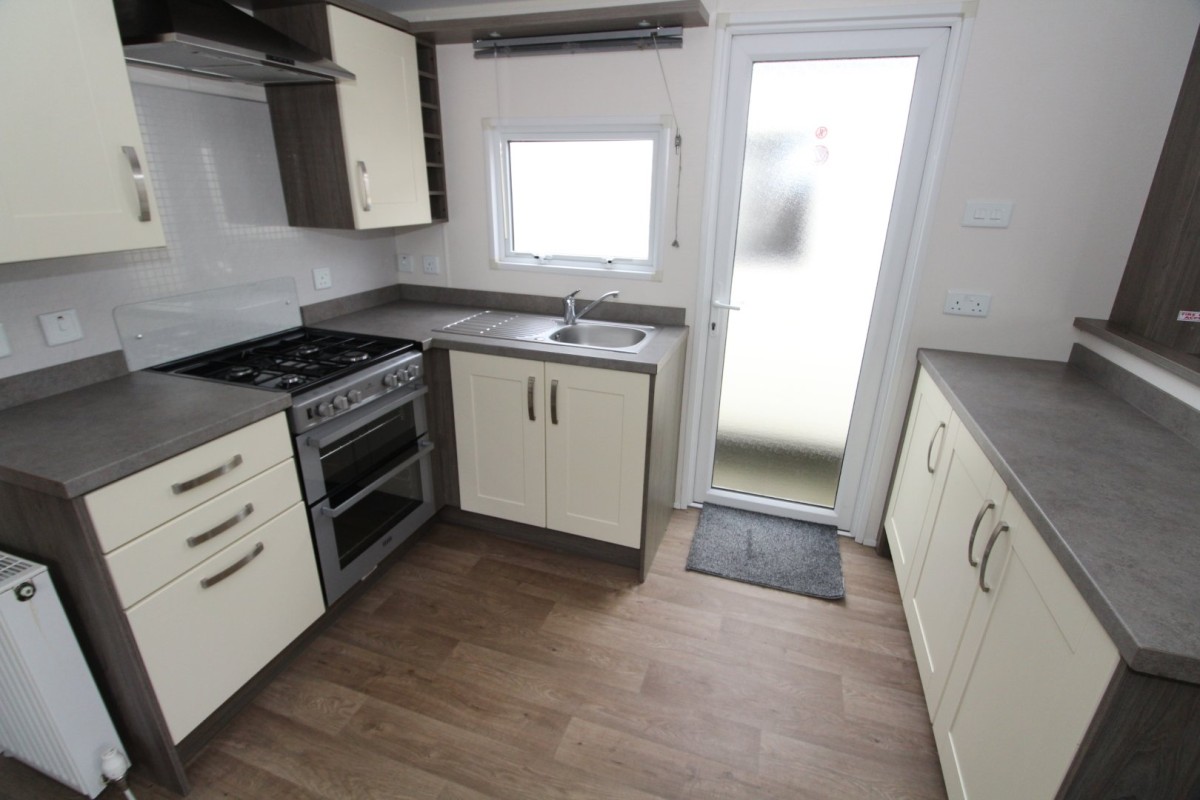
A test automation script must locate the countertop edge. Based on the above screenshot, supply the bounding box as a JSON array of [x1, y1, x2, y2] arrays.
[[917, 349, 1200, 685]]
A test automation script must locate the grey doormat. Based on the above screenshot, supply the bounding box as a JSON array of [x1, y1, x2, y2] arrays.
[[686, 504, 845, 599]]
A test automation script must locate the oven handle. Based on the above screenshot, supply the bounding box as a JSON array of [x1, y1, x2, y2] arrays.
[[319, 440, 434, 519], [305, 385, 428, 450]]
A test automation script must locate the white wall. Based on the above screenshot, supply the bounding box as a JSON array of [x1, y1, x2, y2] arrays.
[[0, 76, 400, 380], [394, 24, 717, 310], [412, 0, 1200, 359]]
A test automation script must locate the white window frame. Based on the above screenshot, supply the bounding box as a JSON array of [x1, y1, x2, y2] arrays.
[[485, 117, 672, 279]]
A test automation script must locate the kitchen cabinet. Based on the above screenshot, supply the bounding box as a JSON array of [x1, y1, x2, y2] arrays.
[[88, 414, 323, 743], [903, 416, 1007, 718], [450, 351, 648, 548], [883, 367, 954, 593], [0, 409, 321, 793], [932, 496, 1118, 800], [888, 368, 1121, 798], [0, 0, 164, 264], [261, 3, 431, 230]]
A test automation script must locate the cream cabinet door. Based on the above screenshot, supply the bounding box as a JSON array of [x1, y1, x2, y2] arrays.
[[451, 351, 547, 527], [933, 498, 1118, 800], [0, 0, 164, 264], [327, 6, 431, 229], [545, 363, 648, 548], [884, 367, 954, 593], [126, 503, 324, 743], [905, 421, 1007, 719]]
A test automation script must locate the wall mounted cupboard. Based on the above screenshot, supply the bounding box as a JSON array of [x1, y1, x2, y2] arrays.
[[0, 0, 164, 264], [260, 3, 431, 230]]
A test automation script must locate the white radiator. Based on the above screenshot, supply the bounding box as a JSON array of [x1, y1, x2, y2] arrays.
[[0, 552, 127, 798]]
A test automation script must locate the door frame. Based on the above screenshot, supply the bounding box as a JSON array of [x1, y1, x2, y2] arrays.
[[680, 5, 975, 544]]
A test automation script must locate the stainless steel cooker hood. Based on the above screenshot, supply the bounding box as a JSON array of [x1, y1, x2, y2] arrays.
[[114, 0, 354, 84]]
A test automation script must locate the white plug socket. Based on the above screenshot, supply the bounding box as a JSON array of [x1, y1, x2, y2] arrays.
[[312, 267, 333, 290], [422, 255, 440, 274], [944, 291, 991, 317]]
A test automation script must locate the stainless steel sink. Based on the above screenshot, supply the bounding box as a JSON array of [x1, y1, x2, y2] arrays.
[[437, 312, 655, 353], [549, 323, 649, 349]]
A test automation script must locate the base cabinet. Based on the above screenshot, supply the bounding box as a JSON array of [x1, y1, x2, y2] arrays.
[[883, 368, 954, 592], [932, 499, 1118, 800], [888, 366, 1119, 799], [450, 351, 648, 548]]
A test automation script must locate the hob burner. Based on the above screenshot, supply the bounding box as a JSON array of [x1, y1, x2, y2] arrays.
[[226, 366, 257, 382], [277, 374, 307, 389], [337, 350, 370, 363]]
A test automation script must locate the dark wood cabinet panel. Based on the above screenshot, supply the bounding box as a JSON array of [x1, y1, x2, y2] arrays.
[[1110, 26, 1200, 353]]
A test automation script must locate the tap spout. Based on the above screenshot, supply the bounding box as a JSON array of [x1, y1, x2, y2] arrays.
[[564, 290, 619, 324]]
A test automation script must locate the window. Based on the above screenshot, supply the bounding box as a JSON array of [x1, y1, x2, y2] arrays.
[[486, 119, 671, 278]]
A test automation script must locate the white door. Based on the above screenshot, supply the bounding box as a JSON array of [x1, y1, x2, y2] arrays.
[[695, 26, 950, 530]]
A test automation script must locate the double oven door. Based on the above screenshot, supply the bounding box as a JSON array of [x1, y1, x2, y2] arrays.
[[295, 383, 434, 605]]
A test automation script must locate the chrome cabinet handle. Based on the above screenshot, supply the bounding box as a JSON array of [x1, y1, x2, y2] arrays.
[[172, 454, 243, 495], [527, 376, 536, 421], [926, 422, 947, 474], [551, 379, 559, 425], [122, 145, 151, 222], [358, 161, 372, 211], [187, 503, 254, 548], [200, 542, 264, 589], [978, 521, 1009, 593], [967, 500, 996, 567]]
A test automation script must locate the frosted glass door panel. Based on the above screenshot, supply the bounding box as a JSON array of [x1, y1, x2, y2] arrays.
[[712, 57, 917, 507]]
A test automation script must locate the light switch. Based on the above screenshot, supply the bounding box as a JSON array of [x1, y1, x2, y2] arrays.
[[962, 200, 1014, 228], [38, 309, 83, 346]]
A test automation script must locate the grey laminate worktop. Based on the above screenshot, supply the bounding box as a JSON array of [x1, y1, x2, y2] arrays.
[[314, 299, 689, 374], [919, 348, 1200, 684], [0, 371, 289, 499]]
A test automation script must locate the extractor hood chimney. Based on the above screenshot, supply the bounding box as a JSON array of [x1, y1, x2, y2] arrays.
[[114, 0, 354, 84]]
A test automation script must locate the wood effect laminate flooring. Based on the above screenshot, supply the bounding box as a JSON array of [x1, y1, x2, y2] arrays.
[[1, 509, 945, 800]]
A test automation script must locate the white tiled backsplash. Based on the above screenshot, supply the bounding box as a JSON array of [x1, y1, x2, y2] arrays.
[[0, 80, 398, 379]]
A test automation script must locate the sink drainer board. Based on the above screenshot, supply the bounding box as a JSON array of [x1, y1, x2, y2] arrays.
[[437, 311, 560, 340]]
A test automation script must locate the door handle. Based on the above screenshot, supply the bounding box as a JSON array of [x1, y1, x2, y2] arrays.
[[357, 160, 372, 212], [712, 299, 742, 311], [551, 379, 559, 425], [527, 376, 536, 421]]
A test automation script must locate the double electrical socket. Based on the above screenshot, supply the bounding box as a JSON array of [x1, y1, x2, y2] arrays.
[[396, 254, 440, 274], [944, 291, 992, 317]]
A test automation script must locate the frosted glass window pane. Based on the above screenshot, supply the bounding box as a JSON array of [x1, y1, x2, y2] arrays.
[[508, 140, 654, 260], [713, 56, 918, 508]]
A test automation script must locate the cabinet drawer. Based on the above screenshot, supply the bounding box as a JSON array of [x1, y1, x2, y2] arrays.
[[105, 461, 302, 608], [86, 414, 293, 552], [126, 502, 323, 743]]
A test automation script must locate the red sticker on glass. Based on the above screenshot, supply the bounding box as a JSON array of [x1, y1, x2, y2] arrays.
[[1178, 310, 1200, 322]]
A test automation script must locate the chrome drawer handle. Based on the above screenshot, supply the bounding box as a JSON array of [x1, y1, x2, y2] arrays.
[[926, 421, 946, 474], [172, 454, 243, 495], [551, 379, 559, 425], [200, 542, 264, 589], [978, 521, 1009, 593], [967, 500, 996, 567], [358, 161, 372, 211], [187, 503, 254, 548], [122, 145, 152, 222], [527, 376, 536, 421]]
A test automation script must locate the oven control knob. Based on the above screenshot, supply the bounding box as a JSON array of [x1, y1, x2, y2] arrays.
[[404, 366, 418, 381], [316, 401, 335, 418], [410, 364, 422, 381], [333, 395, 350, 411], [347, 389, 363, 405], [383, 372, 400, 388]]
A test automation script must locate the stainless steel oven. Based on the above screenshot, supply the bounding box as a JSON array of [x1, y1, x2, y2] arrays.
[[293, 360, 435, 606]]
